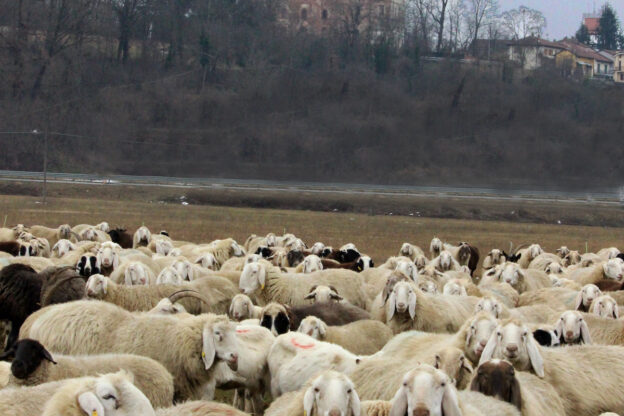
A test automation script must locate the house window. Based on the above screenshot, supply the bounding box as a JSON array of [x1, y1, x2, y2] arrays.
[[378, 4, 385, 15], [322, 9, 328, 19], [301, 8, 307, 20], [621, 73, 624, 81]]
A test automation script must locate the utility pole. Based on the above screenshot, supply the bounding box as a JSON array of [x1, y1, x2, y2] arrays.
[[43, 127, 48, 204]]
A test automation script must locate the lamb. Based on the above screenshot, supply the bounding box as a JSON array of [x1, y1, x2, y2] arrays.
[[40, 371, 156, 416], [19, 300, 239, 401], [304, 284, 343, 303], [479, 319, 624, 416], [387, 364, 521, 416], [297, 316, 392, 355], [85, 274, 237, 315], [268, 331, 365, 397], [351, 312, 499, 400], [239, 262, 369, 309], [470, 359, 566, 416], [0, 338, 174, 408], [431, 346, 474, 390], [28, 224, 73, 247], [591, 294, 619, 318], [385, 280, 479, 334], [567, 259, 624, 285], [264, 370, 361, 416], [229, 293, 263, 321], [156, 401, 248, 416], [554, 310, 592, 345]]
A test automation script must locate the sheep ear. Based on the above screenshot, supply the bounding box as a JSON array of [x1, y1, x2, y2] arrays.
[[580, 320, 592, 345], [78, 391, 105, 416], [461, 357, 473, 374], [525, 335, 545, 378], [201, 329, 216, 370], [52, 242, 60, 253], [304, 292, 316, 300], [247, 301, 254, 318], [554, 320, 564, 343], [441, 382, 462, 416], [510, 376, 522, 410], [574, 291, 584, 310], [113, 253, 119, 269], [318, 321, 327, 338], [303, 386, 315, 416], [388, 385, 407, 416], [408, 291, 417, 319], [41, 347, 57, 364], [478, 327, 500, 366], [349, 388, 361, 416], [614, 305, 619, 319], [386, 292, 397, 321], [258, 267, 266, 290]]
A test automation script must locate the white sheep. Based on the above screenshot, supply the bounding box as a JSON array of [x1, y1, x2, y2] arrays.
[[156, 266, 184, 285], [51, 239, 78, 258], [498, 263, 552, 293], [482, 249, 506, 270], [431, 250, 461, 272], [229, 294, 263, 321], [265, 370, 361, 416], [303, 284, 343, 303], [575, 284, 602, 312], [40, 371, 155, 416], [443, 279, 468, 296], [296, 254, 323, 273], [25, 224, 73, 247], [395, 259, 418, 281], [430, 237, 443, 258], [399, 242, 425, 261], [479, 319, 624, 416], [156, 401, 248, 416], [516, 244, 543, 268], [597, 247, 621, 260], [431, 346, 474, 390], [195, 252, 220, 270], [19, 300, 240, 401], [297, 316, 392, 355], [133, 226, 152, 248], [590, 294, 619, 319], [268, 331, 365, 397], [568, 259, 623, 285], [554, 310, 592, 345]]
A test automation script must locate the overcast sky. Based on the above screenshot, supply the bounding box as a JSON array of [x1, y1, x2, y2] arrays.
[[499, 0, 624, 39]]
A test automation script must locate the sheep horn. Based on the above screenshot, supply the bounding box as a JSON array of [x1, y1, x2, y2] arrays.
[[168, 289, 211, 305], [41, 272, 87, 307]]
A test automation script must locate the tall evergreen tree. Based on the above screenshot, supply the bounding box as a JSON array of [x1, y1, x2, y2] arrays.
[[598, 3, 622, 50], [575, 23, 590, 45]]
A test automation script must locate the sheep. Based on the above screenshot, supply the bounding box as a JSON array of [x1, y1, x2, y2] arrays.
[[260, 303, 293, 336], [443, 279, 468, 296], [385, 280, 479, 334], [497, 263, 552, 294], [351, 312, 499, 400], [431, 250, 461, 272], [568, 259, 624, 285], [133, 226, 152, 248], [39, 266, 86, 307], [431, 346, 474, 390], [430, 237, 443, 258], [229, 294, 263, 321], [473, 296, 559, 324], [514, 244, 543, 268], [575, 283, 603, 311], [239, 262, 369, 309], [527, 253, 561, 271], [297, 316, 392, 355], [51, 238, 78, 258], [195, 238, 245, 267], [321, 256, 373, 272], [470, 359, 566, 416], [304, 284, 343, 303], [309, 242, 326, 256], [562, 250, 582, 267], [387, 364, 521, 416], [40, 371, 155, 416], [398, 242, 425, 260], [157, 266, 184, 285], [555, 246, 570, 258], [591, 294, 619, 318], [85, 274, 237, 315], [268, 331, 365, 397], [445, 242, 480, 276], [264, 370, 361, 416], [482, 249, 507, 270], [320, 247, 361, 264], [156, 401, 248, 416], [96, 241, 122, 275], [28, 224, 73, 247], [19, 300, 239, 401], [0, 338, 174, 408], [76, 252, 101, 277], [554, 310, 592, 345], [296, 254, 323, 273], [598, 247, 621, 260], [395, 259, 418, 281], [479, 319, 624, 416], [107, 227, 133, 248], [211, 324, 274, 414], [78, 226, 111, 243], [196, 252, 220, 270]]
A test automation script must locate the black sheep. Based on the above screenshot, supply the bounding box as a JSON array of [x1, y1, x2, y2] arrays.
[[0, 241, 21, 256], [0, 339, 56, 380], [108, 228, 133, 249]]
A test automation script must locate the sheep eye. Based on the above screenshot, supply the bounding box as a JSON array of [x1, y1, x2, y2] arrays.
[[560, 317, 564, 321], [496, 332, 501, 336], [441, 382, 446, 387], [314, 387, 320, 393], [470, 326, 475, 330], [102, 394, 116, 401], [347, 389, 352, 394]]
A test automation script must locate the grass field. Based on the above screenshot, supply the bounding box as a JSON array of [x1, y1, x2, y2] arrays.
[[0, 183, 622, 265]]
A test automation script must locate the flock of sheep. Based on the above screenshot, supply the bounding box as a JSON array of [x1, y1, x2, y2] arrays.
[[0, 222, 623, 415]]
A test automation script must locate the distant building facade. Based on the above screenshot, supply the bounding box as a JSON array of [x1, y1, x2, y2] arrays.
[[583, 13, 600, 46], [614, 52, 624, 83]]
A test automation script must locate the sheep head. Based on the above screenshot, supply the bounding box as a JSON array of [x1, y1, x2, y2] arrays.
[[239, 262, 267, 295], [156, 267, 183, 285], [302, 255, 323, 274], [603, 259, 623, 280], [303, 371, 361, 416], [124, 262, 150, 286], [202, 319, 239, 371], [304, 285, 343, 303], [298, 316, 328, 340], [0, 339, 57, 380], [575, 284, 602, 311], [52, 239, 76, 258], [474, 297, 503, 319], [195, 253, 219, 270], [464, 313, 498, 364], [85, 274, 109, 298], [229, 294, 255, 321], [399, 243, 415, 259], [310, 242, 326, 256], [555, 310, 591, 345], [395, 260, 417, 281], [442, 280, 467, 296], [479, 320, 544, 378], [172, 259, 193, 281], [386, 281, 417, 321], [433, 347, 473, 388], [470, 360, 522, 411], [591, 295, 619, 319]]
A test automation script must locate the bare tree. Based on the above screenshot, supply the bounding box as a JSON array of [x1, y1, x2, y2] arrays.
[[406, 0, 434, 51], [111, 0, 150, 63], [464, 0, 498, 54], [501, 6, 546, 40], [430, 0, 449, 53]]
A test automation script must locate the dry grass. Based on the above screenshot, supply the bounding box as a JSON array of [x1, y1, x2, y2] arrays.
[[0, 193, 621, 266]]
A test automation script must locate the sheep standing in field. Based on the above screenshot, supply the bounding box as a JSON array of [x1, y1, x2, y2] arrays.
[[387, 364, 521, 416], [515, 244, 543, 268], [430, 237, 443, 258], [96, 242, 122, 275], [265, 370, 361, 416], [471, 359, 566, 416], [497, 263, 552, 294], [1, 338, 174, 408], [229, 294, 262, 321], [297, 316, 392, 355], [20, 300, 240, 401], [590, 295, 619, 319], [39, 371, 155, 416], [28, 224, 73, 247], [385, 280, 479, 334], [51, 239, 78, 258], [399, 242, 425, 261], [479, 319, 624, 416], [431, 250, 461, 272]]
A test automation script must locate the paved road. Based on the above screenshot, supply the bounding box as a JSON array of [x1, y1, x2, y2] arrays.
[[0, 170, 620, 205]]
